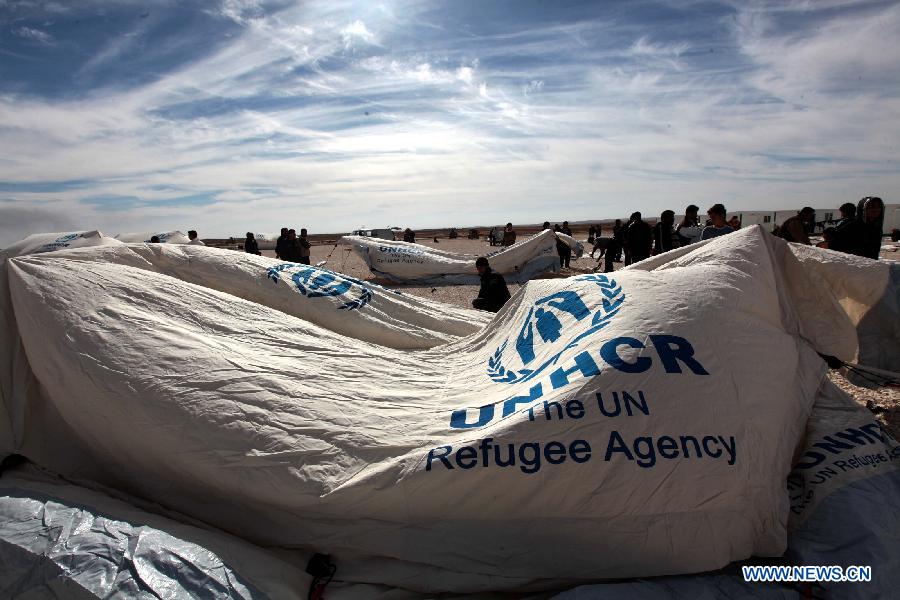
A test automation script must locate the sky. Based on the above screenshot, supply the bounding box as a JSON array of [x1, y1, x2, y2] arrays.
[[1, 0, 898, 244]]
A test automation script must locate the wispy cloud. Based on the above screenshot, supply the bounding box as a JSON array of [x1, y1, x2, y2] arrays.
[[341, 19, 376, 50], [14, 26, 53, 44], [0, 0, 897, 246]]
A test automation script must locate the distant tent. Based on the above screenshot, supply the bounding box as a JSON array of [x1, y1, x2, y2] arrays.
[[115, 231, 191, 244]]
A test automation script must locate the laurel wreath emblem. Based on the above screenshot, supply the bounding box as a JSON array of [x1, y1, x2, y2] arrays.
[[266, 264, 372, 310], [487, 274, 625, 384]]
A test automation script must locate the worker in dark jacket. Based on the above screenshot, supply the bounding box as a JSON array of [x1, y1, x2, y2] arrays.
[[472, 257, 511, 312], [282, 229, 302, 262], [244, 232, 261, 255], [857, 196, 885, 260], [275, 227, 288, 259], [625, 212, 653, 264], [824, 203, 867, 256], [652, 210, 678, 255]]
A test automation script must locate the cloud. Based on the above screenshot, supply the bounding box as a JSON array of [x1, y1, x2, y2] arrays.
[[736, 2, 900, 97], [218, 0, 267, 25], [14, 26, 53, 44], [630, 36, 689, 57], [0, 0, 898, 242], [341, 19, 376, 50], [0, 206, 77, 247], [522, 80, 543, 95], [456, 66, 474, 85]]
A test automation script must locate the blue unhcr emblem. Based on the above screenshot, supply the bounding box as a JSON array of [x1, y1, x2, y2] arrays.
[[487, 274, 625, 384], [266, 264, 373, 310], [36, 232, 82, 253]]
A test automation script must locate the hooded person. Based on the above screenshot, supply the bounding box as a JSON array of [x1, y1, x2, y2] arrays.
[[472, 257, 511, 313], [857, 196, 885, 259]]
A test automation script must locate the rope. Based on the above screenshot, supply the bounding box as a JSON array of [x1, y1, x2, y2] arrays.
[[840, 361, 900, 388]]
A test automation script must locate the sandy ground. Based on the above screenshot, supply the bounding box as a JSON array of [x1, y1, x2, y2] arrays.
[[263, 236, 606, 310], [263, 236, 899, 438]]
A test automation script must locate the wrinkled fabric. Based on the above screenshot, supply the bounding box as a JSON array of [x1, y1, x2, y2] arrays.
[[786, 378, 900, 600], [0, 226, 896, 594], [0, 470, 300, 599], [340, 229, 563, 282], [115, 231, 191, 244]]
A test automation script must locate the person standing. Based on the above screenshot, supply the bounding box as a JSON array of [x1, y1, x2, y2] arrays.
[[612, 219, 624, 262], [502, 223, 517, 246], [625, 212, 652, 263], [283, 229, 302, 262], [857, 196, 885, 260], [188, 230, 205, 245], [244, 232, 261, 255], [275, 227, 288, 259], [557, 221, 573, 268], [602, 235, 620, 273], [298, 228, 312, 265], [827, 203, 866, 256], [676, 204, 701, 246], [700, 204, 734, 240], [652, 210, 679, 255], [472, 257, 511, 312], [779, 207, 815, 245]]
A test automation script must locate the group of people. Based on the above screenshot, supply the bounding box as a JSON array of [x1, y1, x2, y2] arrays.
[[487, 224, 518, 247], [270, 227, 312, 264], [588, 204, 734, 273], [812, 197, 884, 259], [471, 196, 888, 313]]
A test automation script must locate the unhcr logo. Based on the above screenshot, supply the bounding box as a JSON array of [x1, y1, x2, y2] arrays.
[[450, 275, 709, 429], [36, 233, 82, 254], [266, 264, 373, 310], [488, 274, 625, 386]]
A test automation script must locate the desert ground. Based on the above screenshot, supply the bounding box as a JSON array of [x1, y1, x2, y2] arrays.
[[266, 235, 598, 309]]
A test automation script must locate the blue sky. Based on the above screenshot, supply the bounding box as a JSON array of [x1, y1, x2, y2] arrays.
[[1, 0, 898, 244]]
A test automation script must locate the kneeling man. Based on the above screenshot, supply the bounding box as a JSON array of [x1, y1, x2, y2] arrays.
[[472, 257, 511, 312]]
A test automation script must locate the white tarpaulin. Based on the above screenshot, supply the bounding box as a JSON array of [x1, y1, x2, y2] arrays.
[[0, 225, 897, 595], [8, 243, 489, 349], [786, 378, 900, 600], [0, 231, 126, 458], [0, 241, 489, 460], [115, 230, 191, 244], [340, 228, 572, 282], [1, 230, 124, 257]]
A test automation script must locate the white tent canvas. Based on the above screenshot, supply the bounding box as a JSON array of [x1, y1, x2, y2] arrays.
[[0, 226, 897, 595], [115, 230, 191, 244], [340, 228, 581, 282]]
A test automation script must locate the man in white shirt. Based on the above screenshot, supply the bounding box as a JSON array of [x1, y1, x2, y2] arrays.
[[188, 230, 205, 245]]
